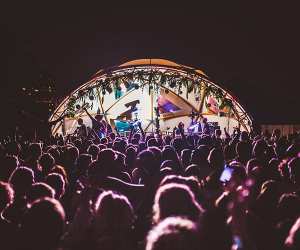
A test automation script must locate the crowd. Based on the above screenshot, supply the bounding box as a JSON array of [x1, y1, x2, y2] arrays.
[[0, 118, 300, 250]]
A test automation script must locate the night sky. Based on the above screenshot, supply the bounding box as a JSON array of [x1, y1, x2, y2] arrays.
[[1, 2, 299, 131]]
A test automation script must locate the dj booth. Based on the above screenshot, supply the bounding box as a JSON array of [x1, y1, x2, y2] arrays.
[[115, 119, 220, 135]]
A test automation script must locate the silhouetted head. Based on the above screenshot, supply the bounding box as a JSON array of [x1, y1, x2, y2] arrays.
[[66, 146, 79, 165], [98, 148, 116, 165], [77, 153, 92, 174], [26, 182, 55, 203], [0, 155, 19, 181], [153, 183, 203, 224], [162, 146, 180, 167], [252, 139, 268, 159], [146, 217, 199, 250], [50, 165, 68, 185], [285, 216, 300, 249], [45, 173, 65, 199], [277, 193, 300, 221], [29, 143, 42, 160], [125, 146, 137, 167], [136, 149, 156, 182], [208, 148, 224, 170], [78, 118, 83, 125], [94, 191, 134, 233], [185, 164, 200, 178], [236, 141, 251, 163], [240, 131, 249, 141], [215, 129, 222, 138], [289, 157, 300, 185], [9, 167, 35, 197], [87, 144, 100, 160], [0, 181, 14, 212], [20, 198, 65, 250], [40, 153, 55, 176], [181, 149, 191, 169]]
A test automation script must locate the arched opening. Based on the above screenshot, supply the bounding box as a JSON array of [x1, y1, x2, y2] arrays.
[[50, 59, 252, 135]]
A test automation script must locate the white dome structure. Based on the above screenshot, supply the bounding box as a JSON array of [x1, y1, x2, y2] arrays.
[[49, 59, 252, 135]]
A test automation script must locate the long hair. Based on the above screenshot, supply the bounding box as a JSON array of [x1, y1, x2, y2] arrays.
[[152, 183, 203, 224], [93, 191, 134, 234]]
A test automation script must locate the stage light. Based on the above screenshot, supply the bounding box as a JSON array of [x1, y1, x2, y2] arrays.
[[89, 95, 94, 101], [134, 84, 139, 89], [76, 104, 81, 109]]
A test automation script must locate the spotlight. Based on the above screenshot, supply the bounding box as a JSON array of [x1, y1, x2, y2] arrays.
[[76, 104, 81, 109], [134, 84, 139, 90], [89, 95, 94, 101]]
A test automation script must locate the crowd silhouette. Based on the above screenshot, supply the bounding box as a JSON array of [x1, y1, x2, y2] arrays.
[[0, 119, 300, 250]]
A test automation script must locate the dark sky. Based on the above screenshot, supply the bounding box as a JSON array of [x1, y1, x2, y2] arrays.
[[1, 2, 300, 126]]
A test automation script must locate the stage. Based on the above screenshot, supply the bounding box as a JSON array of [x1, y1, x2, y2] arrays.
[[49, 59, 252, 135]]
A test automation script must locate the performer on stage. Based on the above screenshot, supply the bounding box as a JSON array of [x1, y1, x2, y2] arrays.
[[201, 117, 210, 135], [188, 110, 200, 133], [76, 118, 88, 138], [83, 108, 111, 138], [188, 110, 210, 135]]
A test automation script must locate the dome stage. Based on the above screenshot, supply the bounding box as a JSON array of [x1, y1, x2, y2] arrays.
[[49, 59, 252, 135]]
